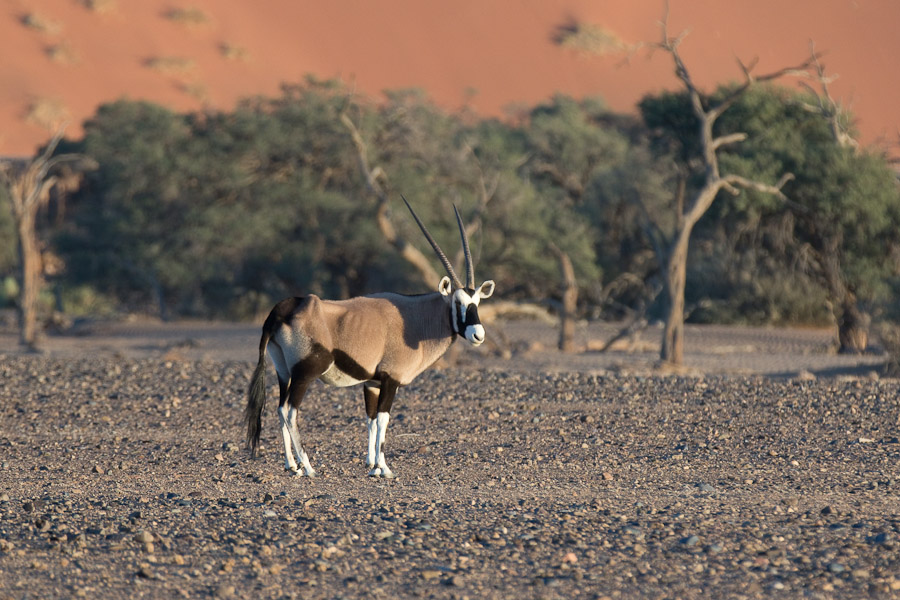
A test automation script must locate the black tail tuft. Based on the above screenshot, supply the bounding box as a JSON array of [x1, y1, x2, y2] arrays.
[[245, 339, 269, 457]]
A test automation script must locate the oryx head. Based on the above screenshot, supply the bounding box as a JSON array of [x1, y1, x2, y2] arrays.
[[403, 196, 495, 346]]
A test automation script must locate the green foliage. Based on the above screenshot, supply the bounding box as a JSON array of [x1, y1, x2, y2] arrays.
[[39, 78, 900, 327]]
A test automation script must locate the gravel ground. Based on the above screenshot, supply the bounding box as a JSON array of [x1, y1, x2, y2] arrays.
[[1, 346, 899, 599]]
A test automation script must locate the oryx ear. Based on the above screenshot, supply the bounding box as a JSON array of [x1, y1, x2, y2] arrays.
[[438, 276, 453, 296], [476, 280, 495, 300]]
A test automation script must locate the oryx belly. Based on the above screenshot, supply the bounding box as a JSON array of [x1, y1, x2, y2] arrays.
[[318, 362, 368, 387]]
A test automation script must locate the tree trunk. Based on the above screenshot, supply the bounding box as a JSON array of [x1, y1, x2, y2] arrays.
[[550, 244, 577, 353], [17, 213, 42, 349], [661, 233, 689, 366], [819, 237, 869, 353], [837, 293, 869, 354]]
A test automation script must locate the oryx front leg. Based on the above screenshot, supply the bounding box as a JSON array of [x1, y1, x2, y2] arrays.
[[370, 412, 393, 478], [364, 379, 398, 478]]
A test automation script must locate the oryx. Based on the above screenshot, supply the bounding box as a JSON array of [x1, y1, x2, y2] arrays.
[[245, 197, 495, 478]]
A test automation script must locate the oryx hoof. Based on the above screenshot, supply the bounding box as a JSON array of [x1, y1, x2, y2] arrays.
[[286, 466, 316, 477], [368, 467, 395, 479]]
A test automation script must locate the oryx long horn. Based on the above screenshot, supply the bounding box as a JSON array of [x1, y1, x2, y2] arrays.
[[402, 196, 463, 288], [453, 205, 475, 290]]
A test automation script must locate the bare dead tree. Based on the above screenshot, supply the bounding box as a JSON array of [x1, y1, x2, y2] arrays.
[[0, 130, 95, 350], [648, 11, 814, 366]]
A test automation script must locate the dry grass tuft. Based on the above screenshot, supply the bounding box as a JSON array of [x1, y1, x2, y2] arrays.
[[80, 0, 117, 14], [47, 41, 80, 65], [146, 56, 196, 75], [553, 21, 625, 56], [25, 97, 71, 131], [165, 6, 211, 27], [181, 81, 209, 102], [21, 12, 63, 35], [220, 43, 250, 62]]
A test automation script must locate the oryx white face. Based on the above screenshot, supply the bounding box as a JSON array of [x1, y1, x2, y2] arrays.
[[439, 277, 495, 346]]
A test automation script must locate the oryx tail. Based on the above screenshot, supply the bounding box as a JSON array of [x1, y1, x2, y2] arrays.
[[244, 307, 282, 456]]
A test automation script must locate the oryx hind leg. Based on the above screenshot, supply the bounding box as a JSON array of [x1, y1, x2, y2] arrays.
[[280, 351, 329, 477], [267, 343, 299, 473], [281, 378, 316, 477]]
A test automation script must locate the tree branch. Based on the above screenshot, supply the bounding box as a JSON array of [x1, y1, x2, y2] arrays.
[[711, 132, 748, 151], [340, 112, 441, 287]]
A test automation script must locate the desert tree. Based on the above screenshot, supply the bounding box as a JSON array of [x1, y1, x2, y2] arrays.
[[521, 96, 628, 349], [0, 130, 94, 349], [797, 49, 869, 351], [639, 16, 814, 366]]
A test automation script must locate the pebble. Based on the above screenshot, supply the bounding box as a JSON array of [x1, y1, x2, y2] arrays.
[[137, 565, 154, 579], [134, 531, 154, 544], [828, 562, 846, 574], [4, 361, 900, 599]]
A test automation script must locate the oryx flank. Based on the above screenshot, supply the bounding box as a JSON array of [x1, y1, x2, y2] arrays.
[[245, 197, 494, 478]]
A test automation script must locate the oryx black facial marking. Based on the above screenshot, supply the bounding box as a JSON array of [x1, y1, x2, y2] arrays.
[[245, 197, 495, 479]]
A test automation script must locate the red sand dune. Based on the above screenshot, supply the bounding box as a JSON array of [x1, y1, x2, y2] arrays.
[[1, 0, 898, 157]]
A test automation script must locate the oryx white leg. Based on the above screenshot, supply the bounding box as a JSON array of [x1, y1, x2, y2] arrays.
[[366, 416, 378, 470], [281, 404, 316, 477], [278, 405, 299, 472], [368, 411, 393, 478]]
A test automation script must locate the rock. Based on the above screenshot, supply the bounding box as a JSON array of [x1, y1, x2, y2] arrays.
[[706, 543, 724, 555], [137, 565, 154, 579], [795, 370, 816, 381], [134, 530, 154, 544]]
